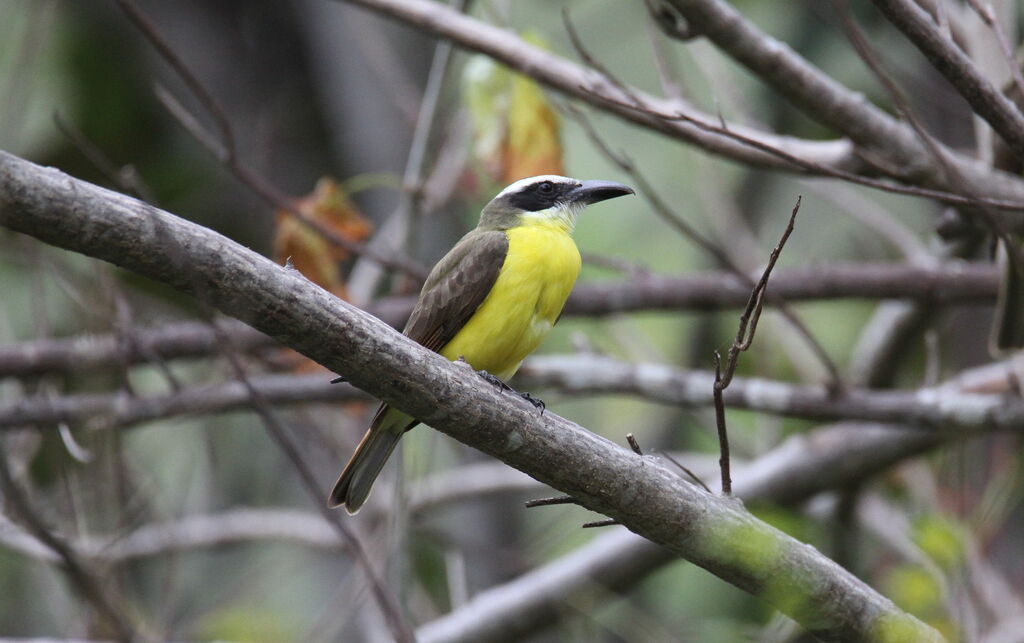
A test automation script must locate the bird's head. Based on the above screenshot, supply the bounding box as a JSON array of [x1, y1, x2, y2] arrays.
[[479, 175, 634, 232]]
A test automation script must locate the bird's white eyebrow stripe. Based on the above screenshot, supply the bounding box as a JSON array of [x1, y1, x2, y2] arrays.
[[495, 175, 578, 198]]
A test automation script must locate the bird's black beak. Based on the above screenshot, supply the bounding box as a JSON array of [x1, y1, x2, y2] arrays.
[[569, 180, 635, 206]]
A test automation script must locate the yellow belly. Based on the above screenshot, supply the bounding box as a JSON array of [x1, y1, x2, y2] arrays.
[[439, 223, 581, 380]]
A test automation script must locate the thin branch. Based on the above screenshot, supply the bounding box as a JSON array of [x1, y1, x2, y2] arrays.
[[12, 347, 1023, 437], [518, 353, 1024, 434], [713, 198, 800, 495], [114, 0, 235, 162], [836, 2, 1016, 244], [53, 113, 158, 204], [0, 448, 137, 640], [0, 373, 366, 430], [345, 0, 470, 303], [964, 0, 1024, 102], [337, 0, 1024, 206], [0, 151, 941, 642], [115, 0, 425, 279], [0, 262, 999, 380], [589, 88, 1024, 212], [658, 451, 713, 494], [212, 324, 415, 643], [870, 0, 1024, 162], [570, 106, 841, 388], [153, 87, 426, 281], [715, 199, 800, 389]]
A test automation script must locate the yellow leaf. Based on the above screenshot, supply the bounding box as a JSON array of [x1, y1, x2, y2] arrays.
[[503, 70, 564, 182], [462, 31, 564, 186]]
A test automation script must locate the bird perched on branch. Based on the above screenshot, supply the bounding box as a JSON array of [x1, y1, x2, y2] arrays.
[[329, 175, 634, 513]]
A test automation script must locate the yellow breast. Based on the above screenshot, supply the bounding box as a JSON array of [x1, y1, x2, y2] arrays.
[[439, 222, 581, 380]]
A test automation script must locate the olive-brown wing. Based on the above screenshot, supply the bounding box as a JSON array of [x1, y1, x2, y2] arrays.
[[402, 229, 509, 353]]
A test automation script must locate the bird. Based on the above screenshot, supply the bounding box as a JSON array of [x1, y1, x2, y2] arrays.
[[329, 175, 634, 513]]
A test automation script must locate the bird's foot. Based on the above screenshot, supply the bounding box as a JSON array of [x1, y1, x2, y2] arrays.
[[520, 392, 545, 414], [476, 369, 513, 393], [475, 370, 544, 414]]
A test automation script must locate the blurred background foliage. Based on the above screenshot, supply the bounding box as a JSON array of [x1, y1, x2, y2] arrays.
[[0, 0, 1019, 641]]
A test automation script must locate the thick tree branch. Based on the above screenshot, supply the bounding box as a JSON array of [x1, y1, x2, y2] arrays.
[[417, 421, 943, 643], [0, 152, 939, 641]]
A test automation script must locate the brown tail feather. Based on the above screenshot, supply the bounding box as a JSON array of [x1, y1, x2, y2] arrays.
[[329, 404, 417, 514]]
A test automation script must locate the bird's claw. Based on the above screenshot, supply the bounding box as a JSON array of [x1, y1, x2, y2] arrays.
[[520, 392, 545, 414], [475, 370, 544, 414], [476, 369, 513, 393]]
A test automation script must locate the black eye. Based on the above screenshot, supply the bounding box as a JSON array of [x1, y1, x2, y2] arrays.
[[537, 181, 555, 194]]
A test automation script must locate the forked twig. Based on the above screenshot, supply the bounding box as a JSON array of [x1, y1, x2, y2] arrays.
[[714, 198, 801, 495], [559, 13, 842, 390]]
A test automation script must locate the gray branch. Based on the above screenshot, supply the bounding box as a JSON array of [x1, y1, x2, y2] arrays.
[[4, 349, 1019, 434], [0, 152, 940, 641], [0, 420, 943, 642], [0, 374, 366, 430], [418, 421, 943, 643], [0, 262, 998, 379], [659, 0, 1024, 200], [338, 0, 1024, 206], [519, 354, 1024, 433], [870, 0, 1024, 162]]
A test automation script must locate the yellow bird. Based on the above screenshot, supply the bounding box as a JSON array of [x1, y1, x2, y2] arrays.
[[329, 175, 634, 513]]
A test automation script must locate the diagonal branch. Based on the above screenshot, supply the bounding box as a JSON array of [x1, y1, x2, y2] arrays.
[[870, 0, 1024, 163], [0, 152, 941, 641], [336, 0, 1024, 206]]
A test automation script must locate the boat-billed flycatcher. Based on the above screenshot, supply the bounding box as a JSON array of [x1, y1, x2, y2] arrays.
[[329, 175, 634, 513]]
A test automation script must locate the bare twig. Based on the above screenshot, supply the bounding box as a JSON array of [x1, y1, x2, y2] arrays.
[[626, 433, 643, 455], [338, 0, 1024, 207], [569, 105, 841, 389], [588, 89, 1024, 213], [519, 352, 1024, 433], [964, 0, 1024, 102], [346, 0, 470, 303], [523, 495, 576, 508], [659, 451, 713, 494], [114, 0, 235, 161], [712, 198, 798, 495], [711, 352, 733, 495], [115, 0, 425, 279], [0, 373, 366, 430], [0, 448, 137, 640], [0, 262, 999, 381], [53, 113, 158, 204], [869, 0, 1024, 162], [837, 2, 1016, 239], [211, 324, 415, 643], [153, 87, 426, 280], [716, 199, 800, 390]]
